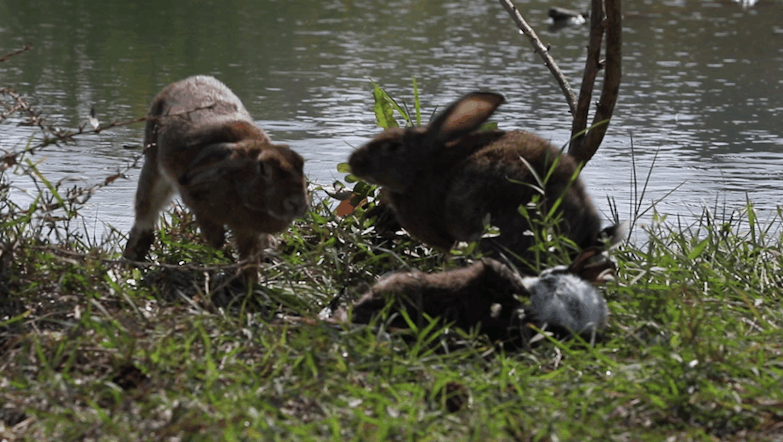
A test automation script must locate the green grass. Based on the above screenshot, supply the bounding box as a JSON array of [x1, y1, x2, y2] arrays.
[[2, 83, 783, 441], [2, 181, 783, 441]]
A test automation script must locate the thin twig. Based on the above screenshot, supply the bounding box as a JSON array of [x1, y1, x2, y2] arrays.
[[1, 87, 31, 122], [1, 86, 215, 162], [0, 43, 33, 62], [497, 0, 577, 115], [1, 86, 152, 219]]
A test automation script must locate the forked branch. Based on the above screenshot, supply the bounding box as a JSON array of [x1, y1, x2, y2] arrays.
[[498, 0, 622, 165], [569, 0, 607, 156], [575, 0, 622, 164]]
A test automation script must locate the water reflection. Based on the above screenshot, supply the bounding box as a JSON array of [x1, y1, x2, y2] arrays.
[[1, 0, 781, 236]]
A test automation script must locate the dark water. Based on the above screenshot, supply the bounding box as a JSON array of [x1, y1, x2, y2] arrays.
[[1, 0, 782, 237]]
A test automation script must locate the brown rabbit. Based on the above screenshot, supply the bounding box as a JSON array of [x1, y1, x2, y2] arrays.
[[346, 258, 528, 343], [123, 75, 308, 278], [348, 92, 602, 272], [344, 247, 613, 345]]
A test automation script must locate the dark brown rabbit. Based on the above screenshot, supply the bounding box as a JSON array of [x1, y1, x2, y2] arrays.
[[123, 75, 308, 279], [348, 92, 601, 272], [343, 247, 614, 345], [346, 258, 528, 343]]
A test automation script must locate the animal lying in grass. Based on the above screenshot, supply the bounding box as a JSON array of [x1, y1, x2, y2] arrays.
[[345, 257, 528, 343], [522, 246, 610, 339], [341, 247, 613, 345], [348, 91, 602, 272], [123, 75, 308, 280]]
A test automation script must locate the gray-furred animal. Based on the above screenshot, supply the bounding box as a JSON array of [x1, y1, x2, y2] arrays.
[[523, 272, 608, 337], [123, 75, 308, 278], [348, 92, 602, 273], [523, 245, 611, 337]]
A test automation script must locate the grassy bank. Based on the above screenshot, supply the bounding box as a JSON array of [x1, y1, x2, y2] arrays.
[[2, 171, 782, 441], [3, 77, 783, 441]]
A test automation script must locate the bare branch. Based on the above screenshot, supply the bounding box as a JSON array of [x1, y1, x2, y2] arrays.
[[2, 86, 215, 161], [0, 43, 33, 62], [2, 82, 230, 233], [1, 83, 152, 224], [572, 0, 622, 164], [0, 87, 31, 122], [569, 0, 606, 156], [497, 0, 622, 165], [497, 0, 577, 115]]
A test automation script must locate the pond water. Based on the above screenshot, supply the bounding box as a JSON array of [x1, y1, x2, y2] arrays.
[[1, 0, 782, 240]]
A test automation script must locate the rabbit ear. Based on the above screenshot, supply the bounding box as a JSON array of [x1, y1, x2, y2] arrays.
[[567, 246, 616, 284], [428, 92, 505, 144], [178, 143, 234, 186], [567, 246, 603, 275]]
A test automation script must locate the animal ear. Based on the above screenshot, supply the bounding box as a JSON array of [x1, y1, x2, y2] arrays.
[[179, 143, 234, 185], [254, 146, 293, 180], [567, 246, 603, 275], [567, 246, 616, 284], [428, 92, 505, 144]]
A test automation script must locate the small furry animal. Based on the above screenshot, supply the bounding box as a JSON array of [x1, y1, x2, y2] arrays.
[[345, 248, 613, 345], [525, 273, 608, 336], [347, 258, 527, 343], [348, 91, 602, 272], [123, 75, 308, 278], [522, 247, 611, 338]]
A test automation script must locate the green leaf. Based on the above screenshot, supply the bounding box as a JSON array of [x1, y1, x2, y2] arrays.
[[517, 204, 530, 219], [372, 82, 398, 129], [687, 238, 709, 260], [387, 94, 411, 126], [345, 174, 360, 184], [479, 122, 498, 132], [336, 162, 351, 173], [353, 180, 377, 199], [349, 193, 366, 208]]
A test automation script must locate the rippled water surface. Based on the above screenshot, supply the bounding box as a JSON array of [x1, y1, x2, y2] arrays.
[[1, 0, 782, 236]]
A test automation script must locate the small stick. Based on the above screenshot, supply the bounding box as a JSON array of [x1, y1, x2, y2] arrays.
[[0, 43, 33, 62]]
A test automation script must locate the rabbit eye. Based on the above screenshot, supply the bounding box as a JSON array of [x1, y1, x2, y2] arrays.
[[257, 160, 267, 177]]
